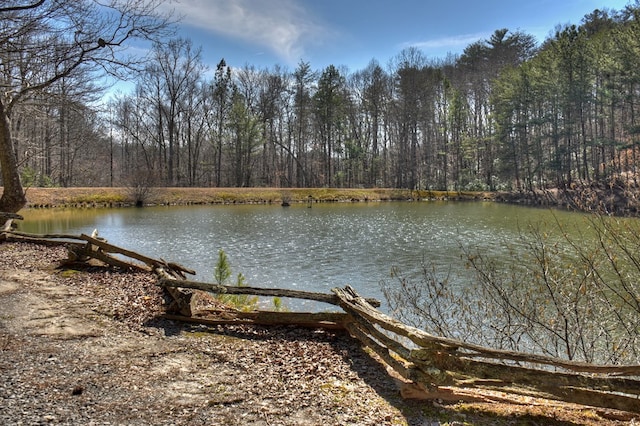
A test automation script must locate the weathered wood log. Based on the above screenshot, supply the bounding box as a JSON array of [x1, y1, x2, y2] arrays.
[[0, 212, 23, 222], [164, 311, 350, 330], [78, 234, 195, 276], [346, 312, 412, 361], [154, 266, 195, 316], [2, 230, 195, 279], [2, 231, 84, 245], [410, 349, 640, 396], [64, 243, 151, 272], [410, 349, 640, 413], [343, 320, 451, 399], [334, 285, 640, 413], [396, 382, 490, 403], [343, 320, 415, 383], [4, 230, 89, 241], [163, 286, 194, 317], [159, 278, 380, 307], [1, 214, 21, 232], [332, 285, 640, 376]]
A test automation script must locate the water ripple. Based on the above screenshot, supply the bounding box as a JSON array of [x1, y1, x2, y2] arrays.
[[21, 202, 581, 311]]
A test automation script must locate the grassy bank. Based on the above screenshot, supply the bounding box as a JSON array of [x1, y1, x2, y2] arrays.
[[21, 187, 493, 208]]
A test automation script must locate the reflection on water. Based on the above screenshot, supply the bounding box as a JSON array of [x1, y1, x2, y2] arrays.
[[20, 202, 582, 310]]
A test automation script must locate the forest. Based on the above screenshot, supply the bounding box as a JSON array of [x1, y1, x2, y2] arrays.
[[6, 3, 640, 193]]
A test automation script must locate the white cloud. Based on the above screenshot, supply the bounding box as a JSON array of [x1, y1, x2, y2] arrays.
[[162, 0, 326, 64], [402, 32, 489, 53]]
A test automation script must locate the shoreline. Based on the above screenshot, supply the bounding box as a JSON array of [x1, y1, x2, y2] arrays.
[[20, 187, 492, 209], [13, 182, 640, 218]]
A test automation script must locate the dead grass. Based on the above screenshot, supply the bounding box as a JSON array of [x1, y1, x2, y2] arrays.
[[20, 187, 492, 208]]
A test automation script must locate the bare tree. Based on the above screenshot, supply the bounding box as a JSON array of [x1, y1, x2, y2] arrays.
[[152, 38, 205, 185], [0, 0, 171, 212]]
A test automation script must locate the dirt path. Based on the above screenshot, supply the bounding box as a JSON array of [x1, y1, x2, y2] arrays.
[[0, 242, 634, 425]]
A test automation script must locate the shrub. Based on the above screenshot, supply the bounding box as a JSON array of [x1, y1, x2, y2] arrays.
[[212, 249, 258, 311]]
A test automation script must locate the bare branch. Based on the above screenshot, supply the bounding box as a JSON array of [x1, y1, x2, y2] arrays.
[[0, 0, 45, 13]]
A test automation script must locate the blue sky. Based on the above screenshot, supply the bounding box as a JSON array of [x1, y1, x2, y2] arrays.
[[159, 0, 632, 73]]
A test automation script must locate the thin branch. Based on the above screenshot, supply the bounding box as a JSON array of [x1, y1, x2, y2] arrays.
[[0, 0, 45, 13]]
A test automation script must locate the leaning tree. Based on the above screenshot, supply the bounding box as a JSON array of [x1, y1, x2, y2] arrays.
[[0, 0, 172, 212]]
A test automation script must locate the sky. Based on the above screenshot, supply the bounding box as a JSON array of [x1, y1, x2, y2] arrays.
[[159, 0, 633, 74]]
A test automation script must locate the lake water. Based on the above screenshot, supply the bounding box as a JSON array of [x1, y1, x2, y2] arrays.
[[19, 201, 583, 310]]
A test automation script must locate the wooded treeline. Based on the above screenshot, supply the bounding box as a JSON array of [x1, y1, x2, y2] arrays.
[[9, 4, 640, 191]]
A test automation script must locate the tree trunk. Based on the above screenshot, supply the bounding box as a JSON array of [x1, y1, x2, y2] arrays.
[[0, 101, 27, 213]]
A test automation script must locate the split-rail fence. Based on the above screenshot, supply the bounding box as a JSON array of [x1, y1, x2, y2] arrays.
[[1, 221, 639, 415]]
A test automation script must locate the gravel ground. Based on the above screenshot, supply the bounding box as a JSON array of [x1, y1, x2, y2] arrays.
[[0, 241, 635, 425]]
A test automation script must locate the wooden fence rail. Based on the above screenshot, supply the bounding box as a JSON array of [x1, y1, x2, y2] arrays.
[[1, 225, 639, 414], [332, 286, 640, 413]]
